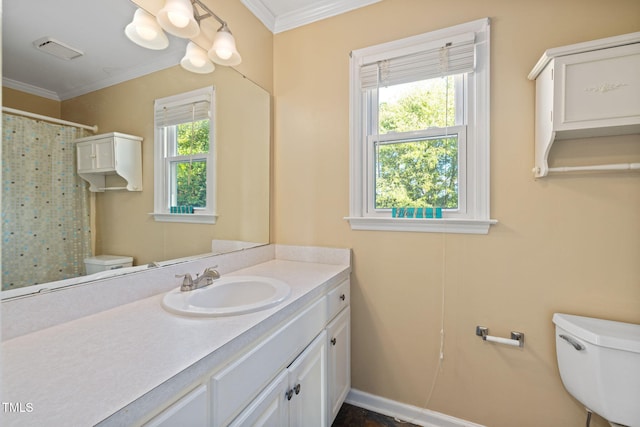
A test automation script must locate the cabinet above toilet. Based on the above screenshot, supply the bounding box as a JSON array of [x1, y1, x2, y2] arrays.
[[75, 132, 143, 191], [528, 32, 640, 177]]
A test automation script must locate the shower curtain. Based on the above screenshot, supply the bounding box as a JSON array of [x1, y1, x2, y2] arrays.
[[2, 114, 92, 291]]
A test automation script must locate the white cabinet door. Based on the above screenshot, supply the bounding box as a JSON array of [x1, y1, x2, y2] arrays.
[[76, 142, 95, 172], [327, 307, 350, 424], [229, 371, 289, 427], [554, 43, 640, 130], [288, 330, 327, 427], [230, 330, 329, 427], [93, 138, 115, 170], [76, 137, 115, 173], [144, 385, 208, 427]]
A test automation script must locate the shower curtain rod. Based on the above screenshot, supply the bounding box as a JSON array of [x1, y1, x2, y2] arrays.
[[2, 106, 98, 133]]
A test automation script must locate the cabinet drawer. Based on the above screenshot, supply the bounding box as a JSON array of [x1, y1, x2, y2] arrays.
[[211, 296, 328, 426], [327, 279, 349, 321]]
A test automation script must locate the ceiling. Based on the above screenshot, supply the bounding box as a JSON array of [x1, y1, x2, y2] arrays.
[[2, 0, 379, 101]]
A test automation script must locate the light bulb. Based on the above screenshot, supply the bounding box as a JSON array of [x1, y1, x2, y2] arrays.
[[167, 11, 190, 28], [215, 48, 233, 60]]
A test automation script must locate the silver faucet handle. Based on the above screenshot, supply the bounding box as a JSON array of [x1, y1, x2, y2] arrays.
[[176, 273, 194, 289], [204, 266, 221, 279]]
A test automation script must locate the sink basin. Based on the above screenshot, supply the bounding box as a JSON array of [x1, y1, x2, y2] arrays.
[[161, 275, 291, 317]]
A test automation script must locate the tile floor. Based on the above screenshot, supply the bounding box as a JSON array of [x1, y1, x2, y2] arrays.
[[331, 403, 421, 427]]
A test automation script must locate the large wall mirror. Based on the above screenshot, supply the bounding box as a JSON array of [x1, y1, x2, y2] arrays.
[[2, 0, 270, 299]]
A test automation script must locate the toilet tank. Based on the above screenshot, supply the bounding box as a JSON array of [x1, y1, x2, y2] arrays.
[[84, 255, 133, 275], [552, 313, 640, 427]]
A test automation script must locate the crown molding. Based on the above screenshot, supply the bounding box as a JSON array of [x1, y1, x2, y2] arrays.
[[2, 78, 61, 101], [242, 0, 381, 34], [241, 0, 277, 33]]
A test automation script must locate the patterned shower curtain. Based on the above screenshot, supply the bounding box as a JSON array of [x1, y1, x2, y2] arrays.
[[2, 114, 92, 291]]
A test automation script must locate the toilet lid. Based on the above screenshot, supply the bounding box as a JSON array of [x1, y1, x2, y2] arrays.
[[553, 313, 640, 353]]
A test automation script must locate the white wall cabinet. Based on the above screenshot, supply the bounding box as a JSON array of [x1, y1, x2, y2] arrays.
[[140, 279, 350, 427], [528, 32, 640, 177], [75, 132, 143, 191]]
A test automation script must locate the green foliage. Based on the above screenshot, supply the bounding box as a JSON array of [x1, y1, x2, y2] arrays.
[[175, 120, 209, 207], [375, 77, 459, 209], [177, 119, 209, 154]]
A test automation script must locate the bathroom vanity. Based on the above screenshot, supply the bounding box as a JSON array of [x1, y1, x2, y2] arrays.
[[0, 245, 351, 427]]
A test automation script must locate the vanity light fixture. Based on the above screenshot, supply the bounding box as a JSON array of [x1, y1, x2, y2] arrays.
[[125, 0, 242, 74], [181, 42, 215, 73], [125, 9, 169, 50]]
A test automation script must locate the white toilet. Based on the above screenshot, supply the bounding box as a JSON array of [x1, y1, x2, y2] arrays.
[[553, 313, 640, 427], [84, 255, 133, 275]]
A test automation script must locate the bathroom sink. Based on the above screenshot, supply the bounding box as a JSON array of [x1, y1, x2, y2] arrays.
[[161, 275, 291, 317]]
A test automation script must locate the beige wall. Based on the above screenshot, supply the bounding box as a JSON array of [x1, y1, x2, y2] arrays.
[[272, 1, 640, 427], [2, 87, 61, 118], [62, 66, 270, 264]]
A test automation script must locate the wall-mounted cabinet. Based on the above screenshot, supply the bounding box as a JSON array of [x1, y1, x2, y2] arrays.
[[75, 132, 143, 191], [528, 32, 640, 177]]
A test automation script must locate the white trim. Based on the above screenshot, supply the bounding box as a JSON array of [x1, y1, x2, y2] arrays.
[[150, 213, 218, 224], [348, 18, 496, 234], [241, 0, 381, 34], [153, 86, 217, 223], [527, 31, 640, 80], [2, 78, 60, 101], [240, 0, 277, 32], [346, 389, 487, 427], [345, 217, 496, 235]]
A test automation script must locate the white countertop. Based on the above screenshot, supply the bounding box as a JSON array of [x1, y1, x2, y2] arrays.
[[1, 258, 350, 427]]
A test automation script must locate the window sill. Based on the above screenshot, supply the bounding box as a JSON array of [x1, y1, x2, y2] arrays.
[[345, 216, 497, 234], [151, 213, 218, 224]]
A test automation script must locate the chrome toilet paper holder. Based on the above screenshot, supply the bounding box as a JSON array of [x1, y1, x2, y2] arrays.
[[476, 326, 524, 348]]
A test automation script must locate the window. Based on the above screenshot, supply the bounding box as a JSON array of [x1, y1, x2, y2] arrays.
[[153, 87, 216, 223], [347, 18, 496, 234]]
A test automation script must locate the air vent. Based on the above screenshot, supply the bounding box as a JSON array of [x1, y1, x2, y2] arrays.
[[33, 37, 83, 60]]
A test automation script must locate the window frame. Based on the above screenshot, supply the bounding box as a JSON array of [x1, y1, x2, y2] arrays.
[[347, 18, 496, 234], [152, 86, 217, 224]]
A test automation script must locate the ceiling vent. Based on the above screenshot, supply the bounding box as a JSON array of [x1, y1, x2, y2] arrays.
[[33, 37, 83, 60]]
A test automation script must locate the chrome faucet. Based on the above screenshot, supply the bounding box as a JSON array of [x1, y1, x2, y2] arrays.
[[176, 266, 220, 292]]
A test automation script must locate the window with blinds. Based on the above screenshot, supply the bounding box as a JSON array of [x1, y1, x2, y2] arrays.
[[347, 18, 494, 234], [153, 86, 217, 224]]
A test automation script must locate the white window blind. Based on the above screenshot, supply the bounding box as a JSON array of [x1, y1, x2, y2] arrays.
[[154, 93, 211, 126], [360, 32, 476, 90]]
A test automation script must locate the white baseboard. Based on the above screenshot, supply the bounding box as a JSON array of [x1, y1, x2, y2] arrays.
[[345, 389, 486, 427]]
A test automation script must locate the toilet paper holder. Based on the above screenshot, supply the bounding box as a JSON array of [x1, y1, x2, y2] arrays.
[[476, 326, 524, 348]]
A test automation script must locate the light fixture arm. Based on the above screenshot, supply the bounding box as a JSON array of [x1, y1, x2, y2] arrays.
[[190, 0, 227, 28]]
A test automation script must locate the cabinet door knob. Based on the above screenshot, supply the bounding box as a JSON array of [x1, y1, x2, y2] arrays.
[[331, 338, 337, 346], [285, 389, 294, 401], [339, 294, 346, 301], [294, 383, 301, 395]]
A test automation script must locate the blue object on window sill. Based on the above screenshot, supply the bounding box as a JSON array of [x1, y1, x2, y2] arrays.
[[170, 205, 194, 214], [392, 207, 443, 218]]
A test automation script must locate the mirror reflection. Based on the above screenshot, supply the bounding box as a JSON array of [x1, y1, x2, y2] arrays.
[[2, 1, 270, 298]]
